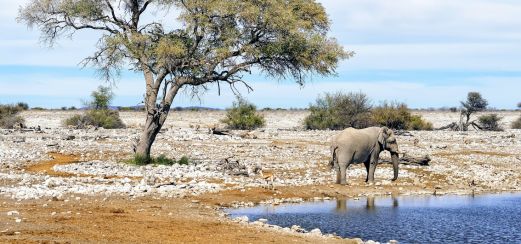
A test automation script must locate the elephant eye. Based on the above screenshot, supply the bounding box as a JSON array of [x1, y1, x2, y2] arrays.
[[387, 137, 396, 143]]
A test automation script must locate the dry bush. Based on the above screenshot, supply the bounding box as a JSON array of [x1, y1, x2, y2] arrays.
[[512, 116, 521, 129], [371, 102, 412, 130], [65, 110, 125, 129], [221, 97, 265, 130], [0, 104, 27, 129], [478, 114, 503, 131], [304, 92, 372, 130], [409, 115, 433, 131]]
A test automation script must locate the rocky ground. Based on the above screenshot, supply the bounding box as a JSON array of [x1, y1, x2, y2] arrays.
[[0, 110, 520, 243]]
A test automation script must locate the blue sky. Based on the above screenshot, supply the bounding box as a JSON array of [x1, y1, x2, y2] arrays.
[[1, 0, 520, 109]]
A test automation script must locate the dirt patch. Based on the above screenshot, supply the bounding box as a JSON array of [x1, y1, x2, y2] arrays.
[[0, 196, 355, 244], [25, 153, 81, 177], [25, 153, 139, 180]]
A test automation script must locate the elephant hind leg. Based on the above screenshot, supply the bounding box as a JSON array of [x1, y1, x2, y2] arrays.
[[336, 152, 353, 185]]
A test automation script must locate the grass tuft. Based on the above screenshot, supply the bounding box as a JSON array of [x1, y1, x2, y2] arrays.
[[126, 154, 191, 166]]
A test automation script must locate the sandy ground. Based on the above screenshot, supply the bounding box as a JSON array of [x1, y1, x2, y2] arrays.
[[0, 110, 520, 243]]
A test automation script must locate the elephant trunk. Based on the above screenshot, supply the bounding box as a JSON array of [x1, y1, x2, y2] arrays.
[[391, 152, 399, 181]]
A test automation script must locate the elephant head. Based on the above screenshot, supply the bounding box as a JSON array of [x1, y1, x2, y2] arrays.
[[378, 127, 400, 181]]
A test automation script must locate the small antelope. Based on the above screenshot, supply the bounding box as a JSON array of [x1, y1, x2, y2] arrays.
[[258, 170, 275, 190]]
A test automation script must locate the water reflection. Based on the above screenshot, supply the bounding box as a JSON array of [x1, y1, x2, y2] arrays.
[[228, 193, 521, 243], [334, 195, 399, 213]]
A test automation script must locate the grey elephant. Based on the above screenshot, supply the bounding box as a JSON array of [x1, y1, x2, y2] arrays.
[[330, 127, 400, 185]]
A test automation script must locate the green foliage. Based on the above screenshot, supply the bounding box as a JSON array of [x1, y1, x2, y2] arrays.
[[0, 104, 26, 129], [512, 116, 521, 129], [90, 86, 113, 110], [478, 114, 502, 131], [304, 92, 372, 130], [408, 115, 433, 131], [19, 0, 349, 158], [31, 107, 46, 110], [65, 110, 125, 129], [371, 102, 412, 130], [408, 115, 425, 130], [461, 92, 488, 113], [16, 102, 29, 110], [221, 97, 265, 130], [449, 107, 458, 113], [127, 154, 191, 166], [65, 86, 124, 129]]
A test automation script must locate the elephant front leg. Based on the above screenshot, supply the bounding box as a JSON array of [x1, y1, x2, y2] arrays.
[[367, 160, 377, 183], [339, 163, 348, 185], [336, 168, 342, 184]]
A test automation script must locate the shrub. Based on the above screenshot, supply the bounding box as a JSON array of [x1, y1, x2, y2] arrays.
[[371, 101, 412, 130], [478, 114, 502, 131], [512, 116, 521, 129], [304, 92, 372, 130], [517, 102, 521, 109], [221, 97, 265, 130], [65, 110, 125, 129], [409, 115, 433, 131], [16, 102, 29, 110], [31, 107, 46, 111], [127, 154, 191, 166], [65, 86, 125, 129], [89, 86, 113, 110], [449, 107, 458, 113], [0, 104, 26, 129]]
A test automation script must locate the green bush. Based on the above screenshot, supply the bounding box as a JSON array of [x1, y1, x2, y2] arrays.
[[478, 114, 502, 131], [0, 104, 26, 129], [304, 92, 372, 130], [409, 115, 433, 131], [16, 102, 29, 110], [480, 114, 503, 130], [221, 97, 265, 130], [65, 110, 125, 129], [127, 154, 191, 166], [90, 86, 113, 110], [512, 116, 521, 129], [371, 102, 412, 130]]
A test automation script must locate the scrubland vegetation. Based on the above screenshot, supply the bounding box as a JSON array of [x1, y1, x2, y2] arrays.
[[0, 103, 28, 129], [304, 92, 432, 130], [64, 86, 125, 129], [221, 97, 265, 130]]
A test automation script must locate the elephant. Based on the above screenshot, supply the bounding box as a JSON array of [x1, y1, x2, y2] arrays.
[[330, 126, 400, 185]]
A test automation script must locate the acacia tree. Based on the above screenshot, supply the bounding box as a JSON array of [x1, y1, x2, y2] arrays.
[[459, 92, 488, 130], [19, 0, 351, 161]]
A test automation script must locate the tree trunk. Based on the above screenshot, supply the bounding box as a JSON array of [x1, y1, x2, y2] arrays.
[[134, 113, 165, 160], [135, 108, 173, 160]]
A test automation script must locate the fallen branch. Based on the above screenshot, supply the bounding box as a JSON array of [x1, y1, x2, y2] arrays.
[[210, 127, 232, 136], [382, 154, 431, 166]]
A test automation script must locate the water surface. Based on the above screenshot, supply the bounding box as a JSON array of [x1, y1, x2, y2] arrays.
[[228, 193, 521, 243]]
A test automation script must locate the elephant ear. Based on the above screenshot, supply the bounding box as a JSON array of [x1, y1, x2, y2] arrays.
[[378, 127, 389, 147]]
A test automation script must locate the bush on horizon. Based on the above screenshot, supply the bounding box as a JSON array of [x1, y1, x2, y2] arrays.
[[0, 103, 28, 129], [478, 114, 503, 131], [304, 92, 372, 130], [64, 86, 125, 129], [221, 97, 265, 130]]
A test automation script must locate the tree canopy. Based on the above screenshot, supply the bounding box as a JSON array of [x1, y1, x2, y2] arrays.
[[18, 0, 351, 159]]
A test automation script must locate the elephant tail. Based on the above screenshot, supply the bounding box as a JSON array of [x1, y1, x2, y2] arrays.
[[330, 146, 338, 169]]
